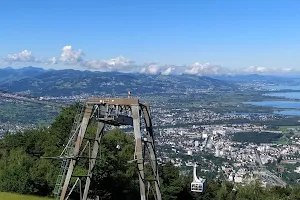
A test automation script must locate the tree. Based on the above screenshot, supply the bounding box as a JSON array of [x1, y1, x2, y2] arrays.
[[159, 162, 183, 200], [0, 148, 33, 194], [89, 129, 139, 200], [217, 183, 229, 200]]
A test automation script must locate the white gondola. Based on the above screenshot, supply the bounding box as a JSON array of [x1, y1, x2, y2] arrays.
[[191, 163, 206, 193]]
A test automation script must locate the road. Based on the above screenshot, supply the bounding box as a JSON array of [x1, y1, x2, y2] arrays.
[[0, 91, 69, 108]]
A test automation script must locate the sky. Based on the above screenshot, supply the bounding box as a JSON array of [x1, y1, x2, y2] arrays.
[[0, 0, 300, 75]]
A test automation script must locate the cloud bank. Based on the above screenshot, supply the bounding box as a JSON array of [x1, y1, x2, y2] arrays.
[[3, 50, 41, 63], [81, 56, 135, 72], [184, 63, 226, 75], [1, 46, 299, 75], [139, 64, 176, 75]]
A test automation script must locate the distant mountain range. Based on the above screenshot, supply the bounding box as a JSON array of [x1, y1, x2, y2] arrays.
[[0, 66, 46, 84], [0, 67, 236, 96], [0, 66, 299, 97]]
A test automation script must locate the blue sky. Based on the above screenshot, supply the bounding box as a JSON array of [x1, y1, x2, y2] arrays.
[[0, 0, 300, 74]]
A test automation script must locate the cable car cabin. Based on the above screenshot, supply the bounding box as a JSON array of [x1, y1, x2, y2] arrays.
[[191, 163, 207, 193], [191, 179, 206, 193]]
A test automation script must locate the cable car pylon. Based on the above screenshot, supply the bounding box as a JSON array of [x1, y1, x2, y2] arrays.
[[52, 97, 161, 200]]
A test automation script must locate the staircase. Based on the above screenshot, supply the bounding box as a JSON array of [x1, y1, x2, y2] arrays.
[[53, 104, 85, 199]]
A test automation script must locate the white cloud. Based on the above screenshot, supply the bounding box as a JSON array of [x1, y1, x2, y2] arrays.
[[81, 56, 135, 71], [45, 57, 58, 65], [50, 57, 58, 64], [139, 64, 176, 75], [3, 50, 39, 63], [59, 45, 84, 64], [140, 64, 160, 75], [105, 56, 134, 67], [2, 46, 300, 75], [184, 62, 225, 75], [161, 66, 174, 75], [242, 66, 268, 73], [281, 68, 295, 72], [236, 66, 298, 74]]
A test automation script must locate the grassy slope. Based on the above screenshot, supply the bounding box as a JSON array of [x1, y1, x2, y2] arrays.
[[0, 192, 52, 200]]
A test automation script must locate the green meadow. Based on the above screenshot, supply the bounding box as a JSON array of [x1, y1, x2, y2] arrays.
[[0, 192, 52, 200]]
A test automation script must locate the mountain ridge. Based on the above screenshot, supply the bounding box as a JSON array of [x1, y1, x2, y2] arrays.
[[0, 66, 46, 84], [0, 67, 236, 96], [2, 67, 300, 96]]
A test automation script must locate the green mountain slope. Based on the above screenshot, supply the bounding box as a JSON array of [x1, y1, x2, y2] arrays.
[[0, 67, 46, 84], [0, 69, 236, 96]]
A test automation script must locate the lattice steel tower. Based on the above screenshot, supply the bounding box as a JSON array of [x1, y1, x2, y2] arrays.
[[53, 97, 162, 200]]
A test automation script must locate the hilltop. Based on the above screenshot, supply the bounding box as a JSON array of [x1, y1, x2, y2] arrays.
[[0, 67, 46, 84]]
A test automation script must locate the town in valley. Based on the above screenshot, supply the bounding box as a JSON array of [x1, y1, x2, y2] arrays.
[[1, 67, 300, 188]]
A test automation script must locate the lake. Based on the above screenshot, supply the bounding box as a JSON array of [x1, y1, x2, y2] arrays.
[[264, 92, 300, 100], [274, 110, 300, 116], [264, 85, 300, 91], [245, 91, 300, 116], [245, 101, 300, 116], [245, 101, 300, 109]]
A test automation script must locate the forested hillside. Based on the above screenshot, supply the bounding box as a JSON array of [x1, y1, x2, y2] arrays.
[[1, 104, 300, 200]]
